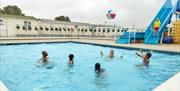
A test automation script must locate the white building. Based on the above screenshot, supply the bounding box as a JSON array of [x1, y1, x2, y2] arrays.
[[0, 14, 127, 37]]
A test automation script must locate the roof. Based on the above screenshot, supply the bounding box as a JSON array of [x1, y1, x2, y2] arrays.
[[0, 14, 37, 20], [39, 19, 90, 26], [92, 24, 115, 27]]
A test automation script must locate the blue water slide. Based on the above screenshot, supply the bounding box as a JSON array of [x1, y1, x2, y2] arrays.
[[116, 32, 145, 44], [144, 0, 174, 44]]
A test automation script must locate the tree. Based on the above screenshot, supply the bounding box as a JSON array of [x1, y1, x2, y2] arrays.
[[1, 5, 24, 16], [54, 16, 71, 22]]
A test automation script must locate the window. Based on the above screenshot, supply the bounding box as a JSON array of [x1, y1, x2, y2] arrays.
[[107, 28, 110, 32], [98, 28, 101, 32], [63, 27, 66, 31], [40, 26, 43, 30], [85, 29, 87, 32], [112, 29, 115, 32], [50, 27, 54, 31], [68, 28, 71, 31], [28, 22, 31, 30], [23, 21, 28, 30], [59, 27, 62, 31], [0, 19, 4, 25], [103, 28, 106, 32], [23, 21, 31, 30], [94, 29, 96, 32], [0, 19, 3, 22], [55, 27, 58, 31], [89, 28, 93, 32], [45, 27, 49, 31], [71, 28, 74, 31], [34, 27, 38, 31], [81, 28, 84, 32], [16, 25, 20, 30], [78, 28, 80, 31]]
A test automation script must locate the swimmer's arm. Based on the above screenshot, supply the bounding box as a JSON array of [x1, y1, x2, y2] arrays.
[[100, 50, 103, 56], [136, 49, 144, 58], [136, 52, 143, 58]]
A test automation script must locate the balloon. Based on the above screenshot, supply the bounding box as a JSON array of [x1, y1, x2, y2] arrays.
[[106, 10, 116, 20]]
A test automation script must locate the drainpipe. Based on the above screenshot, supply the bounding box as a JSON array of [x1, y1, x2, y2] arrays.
[[167, 24, 171, 36], [6, 21, 8, 38], [114, 24, 117, 40], [128, 32, 131, 44]]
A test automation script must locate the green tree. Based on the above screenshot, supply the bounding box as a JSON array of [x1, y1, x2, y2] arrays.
[[55, 16, 71, 22], [2, 5, 24, 16]]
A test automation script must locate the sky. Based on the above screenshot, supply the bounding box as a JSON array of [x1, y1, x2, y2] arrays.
[[0, 0, 176, 27]]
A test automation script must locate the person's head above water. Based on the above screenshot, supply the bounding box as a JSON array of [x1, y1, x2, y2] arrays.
[[145, 52, 152, 59], [69, 54, 74, 60], [109, 49, 114, 58], [42, 51, 48, 57], [95, 62, 101, 71], [41, 51, 48, 63]]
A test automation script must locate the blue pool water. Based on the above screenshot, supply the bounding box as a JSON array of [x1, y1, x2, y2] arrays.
[[0, 42, 180, 91]]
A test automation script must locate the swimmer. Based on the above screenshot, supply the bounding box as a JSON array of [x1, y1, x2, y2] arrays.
[[40, 51, 48, 64], [136, 49, 152, 66], [68, 54, 74, 64], [108, 49, 114, 58], [120, 55, 123, 59], [95, 62, 105, 73], [100, 50, 103, 56]]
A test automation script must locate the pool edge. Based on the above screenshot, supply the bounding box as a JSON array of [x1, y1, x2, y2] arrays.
[[0, 41, 179, 55]]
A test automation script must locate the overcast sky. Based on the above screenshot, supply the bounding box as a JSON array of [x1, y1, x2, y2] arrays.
[[0, 0, 176, 27]]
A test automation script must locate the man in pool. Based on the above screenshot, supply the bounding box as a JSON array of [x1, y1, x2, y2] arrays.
[[108, 49, 114, 58], [136, 49, 152, 66], [100, 49, 115, 58], [68, 54, 74, 64], [95, 62, 105, 73]]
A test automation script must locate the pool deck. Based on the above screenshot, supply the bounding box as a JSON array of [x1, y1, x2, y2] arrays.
[[0, 37, 180, 53], [153, 72, 180, 91], [0, 37, 180, 91], [0, 81, 9, 91]]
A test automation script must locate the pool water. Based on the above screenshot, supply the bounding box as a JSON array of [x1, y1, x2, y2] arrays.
[[0, 43, 180, 91]]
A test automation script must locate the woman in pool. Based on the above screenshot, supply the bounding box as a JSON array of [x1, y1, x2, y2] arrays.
[[68, 54, 74, 64], [95, 62, 105, 73], [136, 49, 152, 66]]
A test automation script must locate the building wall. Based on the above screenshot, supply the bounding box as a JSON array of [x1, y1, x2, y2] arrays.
[[0, 16, 38, 37]]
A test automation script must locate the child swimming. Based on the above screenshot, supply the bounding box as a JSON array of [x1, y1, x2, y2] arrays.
[[68, 54, 74, 64], [136, 49, 152, 66], [95, 62, 105, 73]]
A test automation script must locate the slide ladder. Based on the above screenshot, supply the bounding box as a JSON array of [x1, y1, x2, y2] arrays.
[[116, 32, 145, 44]]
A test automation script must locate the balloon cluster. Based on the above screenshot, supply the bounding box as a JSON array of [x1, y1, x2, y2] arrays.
[[106, 10, 116, 20]]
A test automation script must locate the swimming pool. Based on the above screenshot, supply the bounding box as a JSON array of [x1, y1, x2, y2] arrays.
[[0, 42, 180, 91]]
